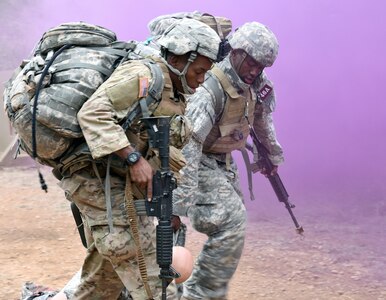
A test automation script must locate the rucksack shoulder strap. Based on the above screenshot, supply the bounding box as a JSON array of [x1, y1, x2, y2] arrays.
[[53, 42, 138, 77], [146, 60, 164, 100], [202, 67, 226, 117], [122, 60, 164, 130], [203, 65, 240, 120]]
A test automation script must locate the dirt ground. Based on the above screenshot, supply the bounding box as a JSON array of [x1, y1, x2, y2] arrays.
[[0, 165, 385, 300]]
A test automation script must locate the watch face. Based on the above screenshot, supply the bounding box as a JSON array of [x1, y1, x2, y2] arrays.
[[127, 151, 140, 165]]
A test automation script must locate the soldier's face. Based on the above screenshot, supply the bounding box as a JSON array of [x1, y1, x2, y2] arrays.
[[184, 55, 213, 92], [169, 54, 213, 93], [232, 50, 264, 84]]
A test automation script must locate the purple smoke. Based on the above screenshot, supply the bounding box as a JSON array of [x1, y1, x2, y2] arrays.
[[1, 0, 385, 216]]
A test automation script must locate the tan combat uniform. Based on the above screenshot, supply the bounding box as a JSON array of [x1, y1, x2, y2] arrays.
[[58, 58, 187, 300]]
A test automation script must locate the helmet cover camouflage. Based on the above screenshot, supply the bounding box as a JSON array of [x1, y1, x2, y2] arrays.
[[157, 18, 221, 61], [148, 11, 204, 37], [229, 22, 279, 67], [148, 11, 232, 39]]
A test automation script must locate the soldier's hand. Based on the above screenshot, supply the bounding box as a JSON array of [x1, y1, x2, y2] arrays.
[[251, 159, 278, 177], [261, 165, 278, 177], [270, 165, 278, 176], [129, 157, 154, 200]]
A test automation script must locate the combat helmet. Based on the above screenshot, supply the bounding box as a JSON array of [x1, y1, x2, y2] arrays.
[[148, 11, 232, 40], [157, 18, 221, 94], [229, 21, 279, 67], [157, 18, 220, 61]]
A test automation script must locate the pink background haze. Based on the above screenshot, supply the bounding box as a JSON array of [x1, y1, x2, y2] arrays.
[[1, 0, 385, 218]]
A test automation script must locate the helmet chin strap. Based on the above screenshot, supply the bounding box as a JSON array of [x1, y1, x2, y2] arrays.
[[166, 52, 198, 95], [179, 74, 195, 95], [231, 51, 247, 76]]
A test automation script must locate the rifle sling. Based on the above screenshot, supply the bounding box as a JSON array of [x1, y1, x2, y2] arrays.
[[125, 172, 154, 299]]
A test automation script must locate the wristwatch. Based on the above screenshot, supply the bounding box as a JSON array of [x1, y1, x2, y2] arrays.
[[126, 151, 141, 166]]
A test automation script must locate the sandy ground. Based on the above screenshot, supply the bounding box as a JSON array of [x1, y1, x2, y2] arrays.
[[0, 166, 385, 300]]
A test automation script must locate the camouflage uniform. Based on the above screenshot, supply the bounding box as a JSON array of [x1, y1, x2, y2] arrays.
[[57, 18, 221, 300], [58, 59, 179, 300], [173, 22, 283, 300]]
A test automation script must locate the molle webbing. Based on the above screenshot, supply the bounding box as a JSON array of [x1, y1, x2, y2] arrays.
[[203, 66, 256, 154]]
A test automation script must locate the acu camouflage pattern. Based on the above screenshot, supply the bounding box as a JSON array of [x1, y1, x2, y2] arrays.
[[157, 18, 221, 61], [229, 21, 279, 67], [183, 56, 249, 145], [252, 72, 284, 166], [3, 22, 132, 163], [38, 22, 116, 54], [35, 46, 121, 138], [171, 57, 250, 299], [177, 142, 247, 300], [148, 11, 232, 39], [172, 52, 283, 299], [185, 54, 283, 165]]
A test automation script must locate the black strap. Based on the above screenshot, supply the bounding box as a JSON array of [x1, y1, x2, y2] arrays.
[[70, 202, 87, 248]]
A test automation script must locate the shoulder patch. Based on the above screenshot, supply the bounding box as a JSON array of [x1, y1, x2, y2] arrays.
[[259, 84, 273, 101], [138, 77, 149, 98]]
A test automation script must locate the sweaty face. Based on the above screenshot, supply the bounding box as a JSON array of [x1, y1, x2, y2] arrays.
[[232, 50, 265, 85], [170, 54, 213, 93], [185, 55, 213, 92]]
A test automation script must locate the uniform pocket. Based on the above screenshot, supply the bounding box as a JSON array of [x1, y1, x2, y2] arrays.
[[59, 172, 104, 206], [58, 175, 83, 201]]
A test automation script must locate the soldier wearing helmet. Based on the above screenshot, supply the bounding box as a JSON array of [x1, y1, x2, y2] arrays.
[[157, 18, 220, 95], [55, 18, 220, 300], [147, 10, 232, 60], [172, 21, 284, 300], [134, 14, 230, 95]]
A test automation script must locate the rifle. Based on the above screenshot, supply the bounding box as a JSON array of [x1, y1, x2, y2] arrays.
[[142, 116, 179, 300], [246, 120, 304, 235]]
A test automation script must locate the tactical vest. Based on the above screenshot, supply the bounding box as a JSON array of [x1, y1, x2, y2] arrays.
[[202, 65, 256, 154], [149, 57, 186, 118], [122, 57, 188, 153], [56, 57, 189, 179]]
